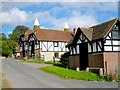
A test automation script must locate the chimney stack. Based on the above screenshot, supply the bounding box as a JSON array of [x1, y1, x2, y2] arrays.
[[33, 18, 40, 30], [73, 27, 78, 35], [64, 22, 70, 32]]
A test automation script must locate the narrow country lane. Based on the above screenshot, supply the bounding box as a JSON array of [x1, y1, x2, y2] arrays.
[[2, 58, 118, 88]]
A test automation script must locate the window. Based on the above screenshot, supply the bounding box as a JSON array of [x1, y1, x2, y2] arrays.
[[54, 52, 59, 58], [112, 30, 120, 39], [54, 42, 58, 47], [21, 43, 23, 46]]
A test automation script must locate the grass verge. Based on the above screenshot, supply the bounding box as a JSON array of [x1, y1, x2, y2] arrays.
[[39, 66, 105, 81], [21, 59, 53, 64]]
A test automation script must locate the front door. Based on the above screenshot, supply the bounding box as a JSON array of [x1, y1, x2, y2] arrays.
[[80, 42, 88, 70]]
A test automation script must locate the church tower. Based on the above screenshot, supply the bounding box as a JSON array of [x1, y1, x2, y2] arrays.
[[64, 22, 70, 32], [33, 18, 40, 30]]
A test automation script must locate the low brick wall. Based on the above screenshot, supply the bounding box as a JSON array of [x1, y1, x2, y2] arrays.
[[103, 52, 119, 76], [68, 55, 80, 69]]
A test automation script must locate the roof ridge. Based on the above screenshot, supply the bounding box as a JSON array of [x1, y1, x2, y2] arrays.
[[90, 18, 118, 29], [35, 28, 73, 33]]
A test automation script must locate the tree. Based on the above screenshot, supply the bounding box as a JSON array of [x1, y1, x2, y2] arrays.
[[9, 25, 29, 43], [1, 40, 18, 57], [0, 33, 7, 40]]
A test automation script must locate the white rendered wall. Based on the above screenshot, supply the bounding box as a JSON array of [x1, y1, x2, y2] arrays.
[[77, 39, 82, 44], [20, 47, 22, 51], [42, 42, 47, 51], [104, 46, 112, 51], [113, 40, 119, 45], [48, 42, 53, 51], [76, 45, 79, 54], [113, 46, 119, 51], [70, 47, 72, 55], [88, 43, 92, 52], [40, 52, 65, 61], [105, 40, 111, 45], [93, 42, 96, 52]]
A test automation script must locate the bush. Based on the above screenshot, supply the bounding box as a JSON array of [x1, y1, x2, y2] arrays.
[[60, 52, 70, 68]]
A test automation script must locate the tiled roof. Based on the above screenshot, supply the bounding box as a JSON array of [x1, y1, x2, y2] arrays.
[[80, 18, 118, 41], [22, 29, 73, 42], [80, 28, 93, 41], [66, 18, 119, 47], [91, 18, 118, 40], [20, 30, 33, 41], [34, 29, 73, 42], [24, 30, 33, 40]]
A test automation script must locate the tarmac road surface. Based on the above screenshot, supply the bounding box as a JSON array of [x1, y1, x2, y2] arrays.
[[2, 58, 118, 88]]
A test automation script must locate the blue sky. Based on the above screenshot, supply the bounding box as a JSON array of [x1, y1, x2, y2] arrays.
[[1, 0, 119, 38]]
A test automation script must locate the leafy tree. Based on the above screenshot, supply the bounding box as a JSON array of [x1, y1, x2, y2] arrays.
[[1, 25, 28, 57], [0, 33, 7, 40], [1, 40, 18, 57], [9, 25, 29, 43]]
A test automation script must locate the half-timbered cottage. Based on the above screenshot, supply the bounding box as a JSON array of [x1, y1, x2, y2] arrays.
[[66, 18, 120, 76], [19, 18, 73, 61]]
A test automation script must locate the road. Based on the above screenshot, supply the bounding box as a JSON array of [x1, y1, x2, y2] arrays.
[[2, 58, 118, 88]]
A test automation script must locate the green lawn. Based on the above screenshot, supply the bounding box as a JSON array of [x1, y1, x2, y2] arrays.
[[21, 59, 53, 64], [39, 66, 105, 81]]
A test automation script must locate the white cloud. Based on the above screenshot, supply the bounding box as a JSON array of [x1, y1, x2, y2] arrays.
[[1, 7, 30, 25], [1, 1, 117, 31], [68, 11, 97, 28], [1, 6, 98, 30], [62, 2, 118, 13], [40, 26, 48, 29], [4, 0, 118, 2], [95, 2, 118, 12], [7, 31, 12, 34]]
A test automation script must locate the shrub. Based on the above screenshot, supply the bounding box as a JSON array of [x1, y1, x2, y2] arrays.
[[60, 52, 70, 68]]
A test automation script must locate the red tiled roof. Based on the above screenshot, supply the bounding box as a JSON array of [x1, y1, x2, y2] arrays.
[[34, 29, 73, 42]]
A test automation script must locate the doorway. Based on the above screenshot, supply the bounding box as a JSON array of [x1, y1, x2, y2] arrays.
[[31, 41, 35, 56], [79, 42, 88, 70]]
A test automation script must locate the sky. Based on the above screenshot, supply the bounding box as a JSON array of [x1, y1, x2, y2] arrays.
[[0, 0, 119, 38]]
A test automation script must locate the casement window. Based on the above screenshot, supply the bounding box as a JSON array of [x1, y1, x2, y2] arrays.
[[112, 30, 120, 39], [54, 42, 58, 47]]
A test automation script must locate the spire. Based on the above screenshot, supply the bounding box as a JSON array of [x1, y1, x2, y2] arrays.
[[33, 18, 40, 30], [34, 18, 39, 26], [64, 22, 70, 32], [64, 22, 69, 28]]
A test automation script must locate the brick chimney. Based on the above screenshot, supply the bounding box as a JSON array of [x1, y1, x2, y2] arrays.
[[73, 27, 78, 35], [64, 22, 70, 32], [33, 18, 40, 30]]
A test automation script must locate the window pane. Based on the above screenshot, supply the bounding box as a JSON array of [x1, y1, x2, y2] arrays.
[[112, 30, 120, 39]]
